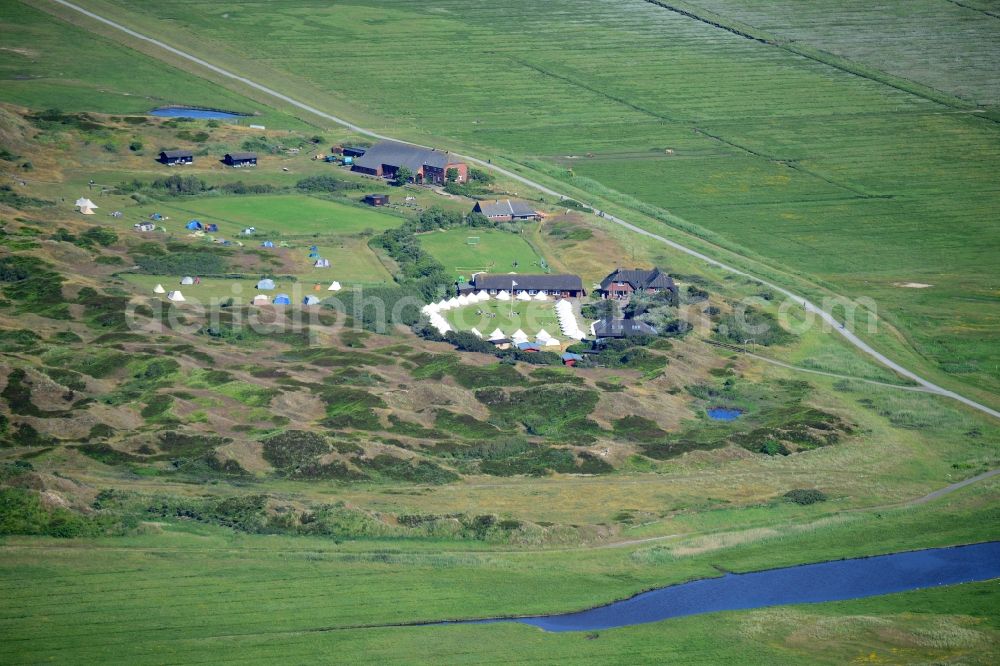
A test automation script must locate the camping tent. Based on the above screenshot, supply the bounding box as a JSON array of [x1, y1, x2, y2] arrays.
[[495, 290, 510, 301], [470, 327, 483, 338], [533, 292, 548, 301], [511, 329, 529, 343], [256, 278, 275, 290], [544, 337, 561, 347], [309, 245, 318, 252], [273, 294, 291, 305], [314, 259, 331, 268], [303, 295, 320, 305], [205, 223, 218, 232], [488, 328, 506, 341], [261, 241, 274, 248], [536, 329, 552, 341], [456, 294, 470, 306], [475, 291, 490, 301], [516, 291, 532, 301], [242, 227, 256, 236], [75, 197, 97, 215], [180, 276, 195, 285], [153, 284, 165, 294], [328, 281, 342, 291], [252, 294, 270, 305], [150, 213, 163, 221], [167, 291, 185, 302], [185, 220, 203, 230]]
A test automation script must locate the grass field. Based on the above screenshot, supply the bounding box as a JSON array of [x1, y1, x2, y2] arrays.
[[146, 195, 404, 237], [443, 300, 562, 339], [419, 228, 544, 278], [1, 480, 996, 664], [74, 0, 1000, 398]]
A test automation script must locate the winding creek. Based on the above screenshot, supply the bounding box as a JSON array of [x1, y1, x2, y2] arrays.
[[445, 542, 1000, 632]]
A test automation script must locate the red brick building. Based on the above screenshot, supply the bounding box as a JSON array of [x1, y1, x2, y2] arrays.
[[598, 267, 676, 301], [352, 140, 467, 185]]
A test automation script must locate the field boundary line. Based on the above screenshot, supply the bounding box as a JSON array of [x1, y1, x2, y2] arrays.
[[43, 0, 999, 421]]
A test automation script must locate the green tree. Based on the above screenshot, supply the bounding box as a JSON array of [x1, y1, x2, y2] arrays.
[[394, 166, 413, 186], [446, 167, 459, 182]]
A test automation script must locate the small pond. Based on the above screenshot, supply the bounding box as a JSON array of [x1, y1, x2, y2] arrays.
[[150, 106, 247, 119], [707, 407, 742, 421]]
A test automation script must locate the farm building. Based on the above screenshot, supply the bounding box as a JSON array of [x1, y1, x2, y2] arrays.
[[593, 318, 658, 339], [159, 150, 193, 166], [223, 152, 258, 168], [352, 140, 467, 184], [473, 199, 540, 222], [465, 273, 585, 298], [363, 194, 389, 206], [133, 222, 156, 232], [598, 267, 676, 301]]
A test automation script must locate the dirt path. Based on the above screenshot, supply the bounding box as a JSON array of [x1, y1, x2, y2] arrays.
[[44, 0, 1000, 422]]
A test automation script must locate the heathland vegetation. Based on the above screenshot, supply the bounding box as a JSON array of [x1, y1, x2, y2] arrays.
[[0, 1, 998, 662]]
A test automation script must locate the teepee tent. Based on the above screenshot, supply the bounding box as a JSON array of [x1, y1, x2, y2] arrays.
[[456, 294, 470, 306], [180, 276, 195, 285], [488, 328, 506, 341], [256, 278, 276, 290], [327, 281, 342, 291], [252, 294, 270, 305], [533, 292, 548, 301], [153, 284, 165, 294], [303, 295, 320, 305], [314, 259, 331, 268], [511, 329, 528, 343], [536, 329, 552, 341], [470, 327, 483, 338], [273, 294, 291, 305], [495, 290, 510, 301], [544, 337, 561, 347], [516, 291, 532, 301], [166, 291, 185, 302], [475, 290, 490, 301]]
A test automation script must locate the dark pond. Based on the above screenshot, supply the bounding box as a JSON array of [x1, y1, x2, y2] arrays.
[[150, 106, 246, 119], [707, 407, 742, 421], [458, 542, 1000, 633]]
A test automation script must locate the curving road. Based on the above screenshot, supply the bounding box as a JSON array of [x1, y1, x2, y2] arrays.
[[50, 0, 999, 420]]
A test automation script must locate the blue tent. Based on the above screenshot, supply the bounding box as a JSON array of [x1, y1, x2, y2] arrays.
[[273, 294, 291, 305], [261, 241, 274, 248], [206, 223, 218, 232], [256, 278, 276, 290], [309, 245, 318, 251], [185, 220, 202, 230], [308, 252, 320, 259], [150, 213, 163, 221], [303, 295, 320, 305]]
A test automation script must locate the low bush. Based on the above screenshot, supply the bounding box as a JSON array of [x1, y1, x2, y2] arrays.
[[783, 489, 828, 505]]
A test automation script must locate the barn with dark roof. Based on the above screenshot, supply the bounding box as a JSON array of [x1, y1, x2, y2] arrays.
[[473, 199, 540, 221], [352, 140, 467, 185], [466, 273, 585, 298]]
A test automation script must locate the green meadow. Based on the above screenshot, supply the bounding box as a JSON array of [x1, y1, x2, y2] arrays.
[[78, 0, 1000, 398], [419, 228, 543, 277], [444, 300, 562, 339], [151, 195, 404, 237]]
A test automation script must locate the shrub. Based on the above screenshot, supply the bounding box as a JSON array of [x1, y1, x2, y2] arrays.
[[783, 489, 828, 505], [261, 430, 329, 470]]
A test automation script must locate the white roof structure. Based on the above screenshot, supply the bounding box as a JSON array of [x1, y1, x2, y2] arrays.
[[516, 291, 532, 301], [536, 329, 552, 341], [180, 276, 194, 285], [495, 290, 510, 301], [470, 327, 483, 338], [475, 291, 490, 301], [74, 198, 97, 209], [533, 292, 548, 301], [488, 328, 506, 341], [511, 329, 528, 343], [328, 281, 342, 291], [153, 284, 165, 294], [252, 294, 270, 304], [544, 337, 561, 347], [167, 291, 185, 302]]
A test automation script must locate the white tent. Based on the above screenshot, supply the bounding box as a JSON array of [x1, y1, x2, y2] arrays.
[[533, 292, 548, 301], [495, 290, 510, 301], [327, 281, 342, 291], [167, 291, 185, 302], [252, 294, 270, 305], [516, 291, 532, 301], [180, 276, 195, 285], [470, 327, 483, 338], [153, 284, 165, 294], [75, 197, 97, 215], [303, 295, 320, 305], [456, 294, 471, 306], [488, 328, 506, 341], [256, 278, 275, 290], [475, 291, 490, 301], [446, 297, 460, 308], [544, 337, 561, 347], [536, 329, 552, 341], [314, 259, 331, 268], [511, 329, 528, 343], [555, 300, 572, 311]]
